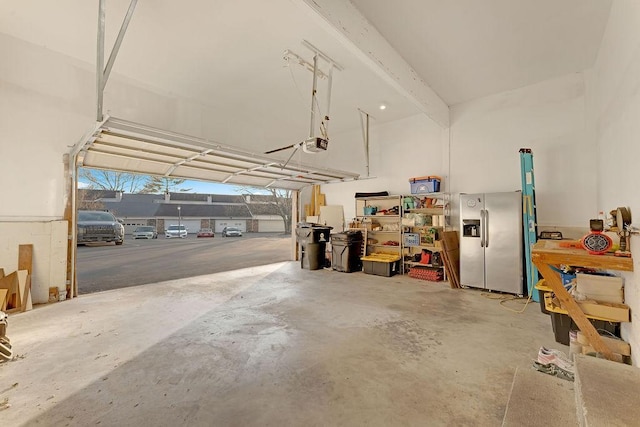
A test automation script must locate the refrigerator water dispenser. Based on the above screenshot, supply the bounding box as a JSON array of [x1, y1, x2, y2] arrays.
[[462, 220, 481, 237]]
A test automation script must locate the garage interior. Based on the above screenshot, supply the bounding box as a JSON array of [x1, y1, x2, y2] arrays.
[[2, 0, 640, 425]]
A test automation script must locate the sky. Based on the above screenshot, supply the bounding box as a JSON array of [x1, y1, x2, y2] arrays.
[[179, 180, 248, 195], [78, 169, 270, 195]]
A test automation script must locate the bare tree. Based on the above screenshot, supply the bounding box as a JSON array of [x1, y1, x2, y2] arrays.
[[239, 187, 293, 234], [79, 168, 147, 193], [141, 176, 192, 194], [77, 190, 105, 210]]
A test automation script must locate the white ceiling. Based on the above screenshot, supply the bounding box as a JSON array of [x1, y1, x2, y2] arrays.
[[0, 0, 613, 154], [351, 0, 612, 105]]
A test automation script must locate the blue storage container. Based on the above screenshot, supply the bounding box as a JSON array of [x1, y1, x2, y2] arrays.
[[403, 233, 420, 247], [409, 176, 441, 194]]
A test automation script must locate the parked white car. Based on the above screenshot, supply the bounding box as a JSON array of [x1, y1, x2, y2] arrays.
[[165, 225, 187, 238], [132, 226, 158, 239]]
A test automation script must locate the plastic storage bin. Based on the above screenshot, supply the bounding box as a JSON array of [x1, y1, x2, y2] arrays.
[[363, 206, 377, 215], [409, 176, 441, 194], [403, 233, 420, 247], [535, 280, 551, 315], [361, 254, 401, 277]]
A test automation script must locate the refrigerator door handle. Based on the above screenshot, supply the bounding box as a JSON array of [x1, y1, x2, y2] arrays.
[[480, 210, 485, 247], [484, 209, 489, 247]]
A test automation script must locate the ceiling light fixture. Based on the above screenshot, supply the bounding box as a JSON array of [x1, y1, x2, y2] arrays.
[[379, 104, 387, 110]]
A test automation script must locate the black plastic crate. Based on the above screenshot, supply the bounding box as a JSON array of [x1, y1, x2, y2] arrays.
[[550, 312, 619, 346]]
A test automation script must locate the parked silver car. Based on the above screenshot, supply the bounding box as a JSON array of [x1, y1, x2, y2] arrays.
[[132, 226, 158, 239], [221, 226, 243, 237]]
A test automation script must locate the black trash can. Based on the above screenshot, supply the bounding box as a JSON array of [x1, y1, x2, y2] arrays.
[[331, 230, 363, 273], [296, 223, 331, 270]]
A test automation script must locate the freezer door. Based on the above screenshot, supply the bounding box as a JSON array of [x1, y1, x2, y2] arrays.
[[484, 192, 523, 294], [459, 193, 485, 289]]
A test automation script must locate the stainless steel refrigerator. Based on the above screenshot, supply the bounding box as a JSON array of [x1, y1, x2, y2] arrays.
[[459, 191, 523, 295]]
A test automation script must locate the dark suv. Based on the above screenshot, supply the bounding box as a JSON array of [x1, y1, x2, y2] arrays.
[[77, 210, 125, 245]]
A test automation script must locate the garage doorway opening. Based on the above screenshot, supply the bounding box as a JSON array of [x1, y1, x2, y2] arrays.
[[75, 174, 296, 294], [67, 117, 358, 296]]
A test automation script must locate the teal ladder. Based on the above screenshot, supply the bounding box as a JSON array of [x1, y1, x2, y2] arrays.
[[519, 149, 539, 301]]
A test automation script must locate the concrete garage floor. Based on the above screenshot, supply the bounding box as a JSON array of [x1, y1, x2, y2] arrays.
[[1, 262, 558, 426]]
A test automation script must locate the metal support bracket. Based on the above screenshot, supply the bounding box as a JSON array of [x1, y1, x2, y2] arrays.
[[358, 108, 371, 177], [96, 0, 138, 121]]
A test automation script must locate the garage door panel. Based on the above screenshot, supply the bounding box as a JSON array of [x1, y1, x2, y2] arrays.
[[80, 117, 360, 191], [171, 166, 233, 182], [83, 152, 172, 174], [258, 220, 284, 232], [100, 133, 197, 158], [91, 144, 183, 165]]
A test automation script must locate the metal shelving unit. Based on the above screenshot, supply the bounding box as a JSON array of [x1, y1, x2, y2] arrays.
[[354, 195, 404, 259], [401, 193, 450, 279], [352, 193, 450, 277]]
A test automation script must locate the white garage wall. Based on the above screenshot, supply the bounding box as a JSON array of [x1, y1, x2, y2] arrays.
[[0, 221, 67, 304], [449, 72, 597, 229], [0, 35, 95, 303], [319, 114, 447, 225], [589, 1, 640, 365], [322, 73, 596, 233], [0, 34, 94, 219]]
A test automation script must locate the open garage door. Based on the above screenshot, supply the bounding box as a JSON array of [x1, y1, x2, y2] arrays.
[[259, 220, 285, 233], [68, 116, 359, 297], [76, 117, 359, 191]]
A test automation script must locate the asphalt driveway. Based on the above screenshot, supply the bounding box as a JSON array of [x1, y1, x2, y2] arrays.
[[77, 233, 292, 294]]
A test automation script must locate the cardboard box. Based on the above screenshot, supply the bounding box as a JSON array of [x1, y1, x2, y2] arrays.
[[576, 273, 624, 304], [420, 233, 434, 245]]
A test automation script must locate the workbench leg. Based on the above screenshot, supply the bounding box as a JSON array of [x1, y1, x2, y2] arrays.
[[534, 259, 615, 361]]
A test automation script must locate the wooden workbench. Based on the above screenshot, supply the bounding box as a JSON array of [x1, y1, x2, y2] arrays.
[[531, 240, 633, 361]]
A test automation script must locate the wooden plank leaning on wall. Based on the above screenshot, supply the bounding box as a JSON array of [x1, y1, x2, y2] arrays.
[[63, 153, 76, 299], [18, 244, 33, 311]]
